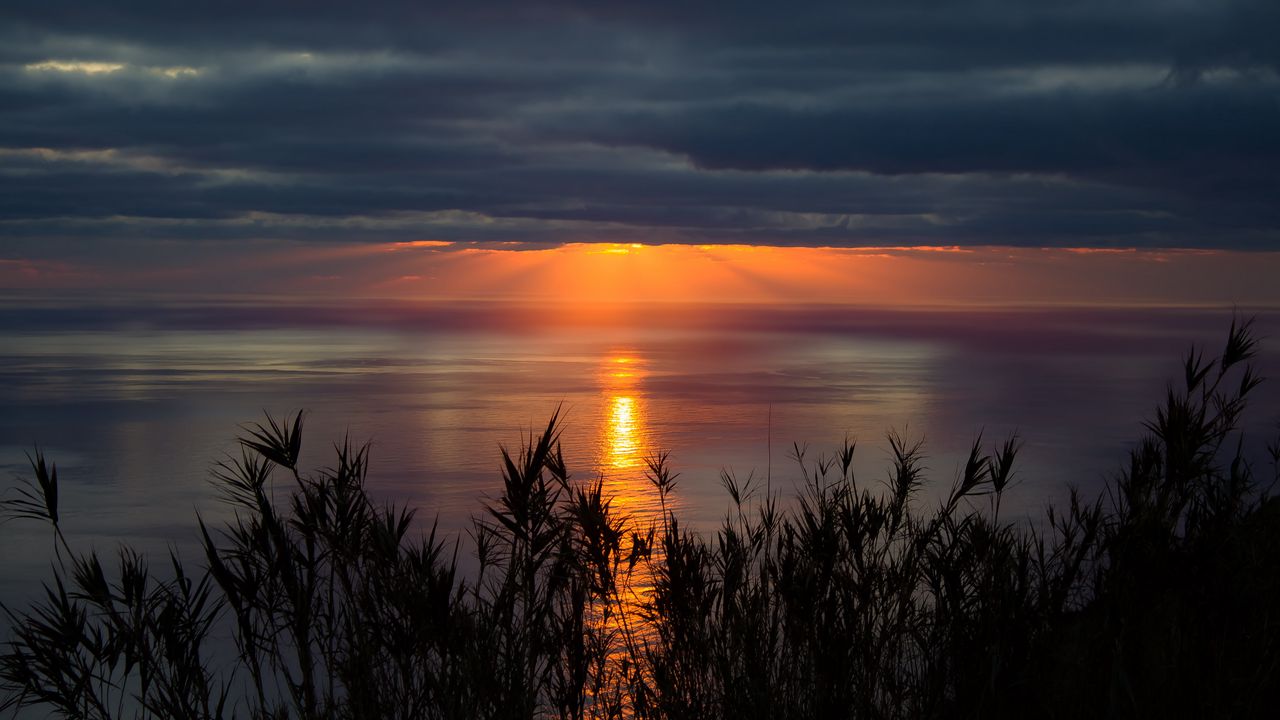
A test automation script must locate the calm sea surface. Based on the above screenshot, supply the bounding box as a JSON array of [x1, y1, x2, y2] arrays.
[[3, 301, 1278, 608]]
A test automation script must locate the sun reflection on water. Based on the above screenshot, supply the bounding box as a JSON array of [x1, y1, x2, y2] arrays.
[[606, 395, 639, 469], [600, 354, 651, 481], [593, 352, 664, 685]]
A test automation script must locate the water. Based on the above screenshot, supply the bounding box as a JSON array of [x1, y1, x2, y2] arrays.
[[3, 301, 1278, 610]]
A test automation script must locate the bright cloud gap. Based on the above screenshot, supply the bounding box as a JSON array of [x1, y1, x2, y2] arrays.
[[23, 60, 201, 78]]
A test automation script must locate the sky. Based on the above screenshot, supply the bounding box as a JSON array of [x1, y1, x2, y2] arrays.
[[2, 1, 1278, 302]]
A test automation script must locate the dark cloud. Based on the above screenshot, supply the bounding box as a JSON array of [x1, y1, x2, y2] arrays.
[[1, 0, 1278, 252]]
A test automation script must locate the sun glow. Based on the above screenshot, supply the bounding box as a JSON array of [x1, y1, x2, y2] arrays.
[[79, 240, 1271, 308], [361, 243, 1255, 307]]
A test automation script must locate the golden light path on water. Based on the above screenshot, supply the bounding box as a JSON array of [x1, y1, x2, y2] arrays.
[[598, 355, 664, 517], [607, 395, 638, 469], [593, 352, 667, 677]]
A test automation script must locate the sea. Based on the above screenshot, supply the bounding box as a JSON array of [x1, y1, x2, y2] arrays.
[[3, 300, 1278, 609]]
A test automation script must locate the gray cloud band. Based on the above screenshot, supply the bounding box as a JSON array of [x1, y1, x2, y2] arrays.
[[1, 0, 1277, 249]]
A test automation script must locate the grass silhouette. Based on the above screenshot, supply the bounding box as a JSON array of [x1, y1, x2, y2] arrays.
[[4, 319, 1280, 718]]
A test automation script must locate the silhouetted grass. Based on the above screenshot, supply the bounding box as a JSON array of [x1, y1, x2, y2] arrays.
[[4, 320, 1280, 718]]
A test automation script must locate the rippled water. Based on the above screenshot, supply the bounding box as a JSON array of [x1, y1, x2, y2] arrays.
[[3, 301, 1278, 609]]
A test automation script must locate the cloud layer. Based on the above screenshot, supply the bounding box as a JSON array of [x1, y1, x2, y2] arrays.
[[2, 0, 1278, 251]]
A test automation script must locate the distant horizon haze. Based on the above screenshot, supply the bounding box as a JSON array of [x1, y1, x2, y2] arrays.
[[5, 244, 1280, 308]]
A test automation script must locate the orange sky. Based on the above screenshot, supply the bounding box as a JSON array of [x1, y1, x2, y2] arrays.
[[324, 242, 1280, 308], [5, 242, 1280, 308]]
